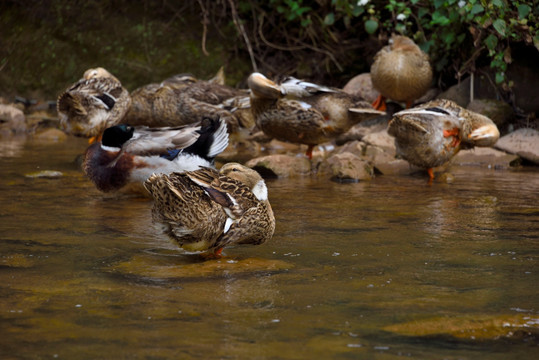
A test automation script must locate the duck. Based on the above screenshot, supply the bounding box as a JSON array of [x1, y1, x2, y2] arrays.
[[57, 67, 131, 141], [83, 116, 229, 192], [124, 72, 247, 132], [370, 35, 432, 111], [388, 99, 500, 180], [144, 162, 275, 258], [247, 72, 385, 159]]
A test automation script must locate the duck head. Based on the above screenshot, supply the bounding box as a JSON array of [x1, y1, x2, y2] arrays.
[[247, 73, 283, 99], [101, 124, 135, 148]]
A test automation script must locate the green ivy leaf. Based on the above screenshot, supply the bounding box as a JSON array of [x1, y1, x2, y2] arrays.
[[534, 33, 539, 51], [324, 13, 335, 25], [431, 12, 450, 26], [470, 4, 484, 15], [495, 72, 505, 84], [364, 19, 379, 34], [492, 0, 504, 8], [493, 19, 506, 36], [484, 34, 498, 51], [517, 4, 531, 19]]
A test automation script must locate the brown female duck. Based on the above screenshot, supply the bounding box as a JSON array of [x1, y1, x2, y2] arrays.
[[247, 72, 385, 159], [388, 99, 500, 180], [124, 73, 246, 132], [370, 35, 432, 111], [144, 163, 275, 258], [57, 67, 131, 140]]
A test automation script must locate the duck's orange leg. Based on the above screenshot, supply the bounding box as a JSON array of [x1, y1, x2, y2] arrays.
[[427, 168, 435, 181], [305, 145, 314, 160], [201, 247, 224, 260], [443, 128, 461, 147], [405, 100, 414, 109], [372, 94, 387, 111]]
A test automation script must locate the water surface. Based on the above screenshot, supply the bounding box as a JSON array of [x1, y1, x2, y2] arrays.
[[0, 136, 538, 359]]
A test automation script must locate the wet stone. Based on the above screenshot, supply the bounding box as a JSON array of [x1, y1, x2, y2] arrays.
[[111, 254, 293, 280], [246, 154, 312, 178]]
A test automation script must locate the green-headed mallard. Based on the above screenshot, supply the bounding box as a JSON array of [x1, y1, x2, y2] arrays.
[[83, 117, 228, 192], [57, 67, 131, 141], [247, 72, 385, 159], [144, 162, 275, 258], [388, 99, 500, 180], [371, 35, 432, 111]]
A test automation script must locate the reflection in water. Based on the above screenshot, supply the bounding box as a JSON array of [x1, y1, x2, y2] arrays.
[[0, 137, 538, 359], [0, 134, 26, 158]]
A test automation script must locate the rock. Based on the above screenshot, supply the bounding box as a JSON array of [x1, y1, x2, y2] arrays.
[[361, 129, 396, 155], [366, 146, 411, 175], [112, 254, 293, 279], [437, 73, 498, 107], [467, 99, 514, 129], [454, 147, 519, 168], [246, 154, 312, 177], [25, 170, 64, 178], [437, 77, 471, 107], [0, 104, 27, 136], [33, 128, 68, 142], [333, 140, 366, 157], [384, 314, 539, 340], [319, 152, 374, 182], [342, 72, 379, 103], [494, 128, 539, 165]]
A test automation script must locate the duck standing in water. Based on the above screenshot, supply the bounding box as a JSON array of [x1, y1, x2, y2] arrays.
[[83, 117, 228, 192], [388, 99, 500, 180], [144, 163, 275, 258], [57, 67, 131, 141], [247, 72, 385, 159], [370, 35, 432, 111]]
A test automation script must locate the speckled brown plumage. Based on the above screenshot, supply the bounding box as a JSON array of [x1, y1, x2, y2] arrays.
[[144, 163, 275, 255], [247, 73, 384, 157], [371, 35, 432, 108], [124, 74, 246, 132], [57, 67, 131, 138], [388, 99, 500, 178]]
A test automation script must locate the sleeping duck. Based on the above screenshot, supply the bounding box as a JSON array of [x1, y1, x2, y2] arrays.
[[388, 99, 500, 180], [247, 72, 385, 159], [83, 116, 228, 192], [57, 67, 131, 141]]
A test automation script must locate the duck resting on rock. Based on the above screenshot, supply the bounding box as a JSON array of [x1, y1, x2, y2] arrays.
[[388, 99, 500, 180], [247, 72, 385, 159], [144, 163, 275, 258], [370, 35, 433, 111], [83, 116, 229, 192]]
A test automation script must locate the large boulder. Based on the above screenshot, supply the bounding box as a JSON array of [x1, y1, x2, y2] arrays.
[[319, 152, 374, 182], [494, 128, 539, 165], [342, 72, 379, 103], [246, 154, 312, 177]]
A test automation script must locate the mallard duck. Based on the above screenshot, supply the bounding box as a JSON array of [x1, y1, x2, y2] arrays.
[[57, 67, 131, 140], [247, 72, 385, 159], [370, 35, 432, 111], [83, 116, 228, 192], [388, 99, 500, 180], [124, 73, 246, 132], [144, 162, 275, 258]]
